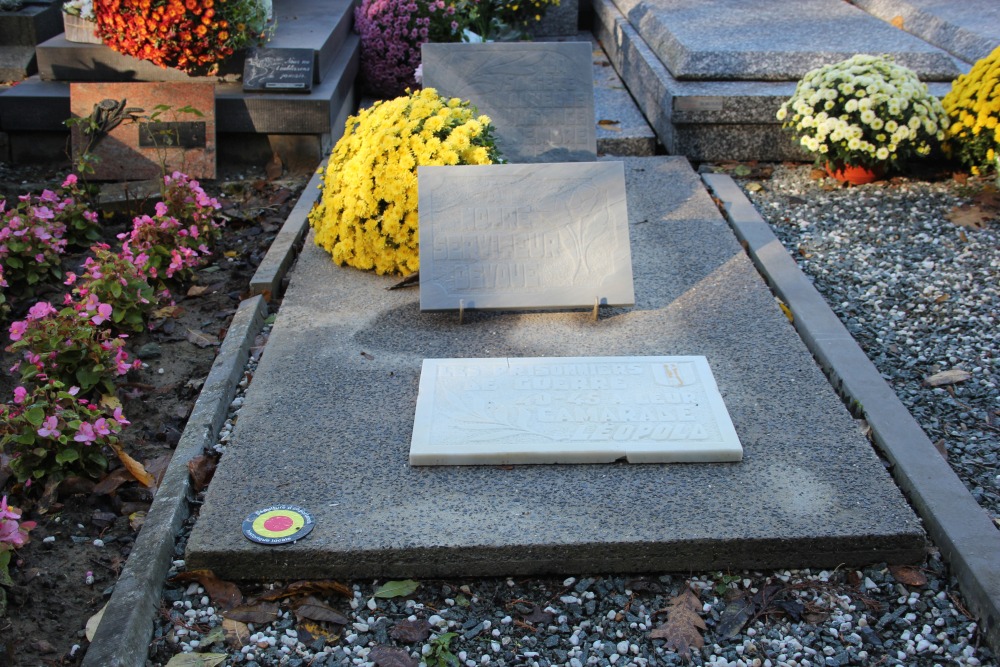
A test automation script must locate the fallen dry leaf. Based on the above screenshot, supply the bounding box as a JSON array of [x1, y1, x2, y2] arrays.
[[649, 588, 705, 662], [521, 604, 554, 625], [370, 646, 419, 667], [292, 595, 350, 625], [187, 284, 210, 297], [889, 565, 928, 587], [92, 468, 134, 495], [128, 511, 147, 531], [391, 618, 433, 643], [225, 601, 280, 625], [946, 204, 992, 229], [925, 369, 972, 387], [298, 620, 341, 645], [85, 602, 107, 641], [254, 579, 353, 602], [108, 442, 155, 488], [152, 305, 184, 319], [187, 454, 218, 493], [890, 14, 904, 29], [186, 328, 220, 348], [171, 570, 243, 611]]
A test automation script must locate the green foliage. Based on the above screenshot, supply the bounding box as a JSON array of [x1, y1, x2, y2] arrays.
[[424, 632, 460, 667], [374, 579, 421, 598], [0, 382, 126, 485], [66, 243, 161, 333]]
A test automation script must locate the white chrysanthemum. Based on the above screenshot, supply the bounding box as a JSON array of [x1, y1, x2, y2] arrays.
[[876, 147, 889, 160]]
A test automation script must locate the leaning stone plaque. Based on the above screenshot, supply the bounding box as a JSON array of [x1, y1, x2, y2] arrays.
[[421, 41, 596, 163], [410, 356, 743, 465], [418, 162, 634, 311]]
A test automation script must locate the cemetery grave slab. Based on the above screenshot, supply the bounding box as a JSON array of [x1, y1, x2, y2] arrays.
[[186, 156, 924, 580], [421, 41, 597, 163], [409, 356, 743, 465], [418, 162, 634, 311], [610, 0, 962, 82]]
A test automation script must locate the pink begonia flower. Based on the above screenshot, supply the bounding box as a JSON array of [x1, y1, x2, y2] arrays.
[[39, 189, 59, 203], [91, 303, 113, 326], [12, 386, 27, 404], [37, 416, 60, 438], [93, 418, 111, 436], [62, 174, 78, 187], [154, 201, 169, 217], [26, 302, 56, 321], [34, 254, 45, 263], [64, 272, 77, 286], [8, 320, 27, 341], [31, 206, 54, 220], [112, 406, 130, 426], [68, 386, 79, 396], [74, 422, 97, 444], [0, 496, 19, 521], [0, 518, 30, 548]]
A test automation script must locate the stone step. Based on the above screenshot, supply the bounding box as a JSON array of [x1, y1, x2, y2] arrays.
[[592, 0, 960, 161], [589, 34, 657, 156], [852, 0, 1000, 65], [185, 155, 923, 581], [36, 0, 354, 84], [0, 1, 62, 80]]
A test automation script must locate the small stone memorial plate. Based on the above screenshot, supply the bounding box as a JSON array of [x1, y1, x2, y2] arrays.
[[421, 41, 596, 163], [418, 161, 634, 311], [409, 356, 743, 465], [243, 47, 314, 92]]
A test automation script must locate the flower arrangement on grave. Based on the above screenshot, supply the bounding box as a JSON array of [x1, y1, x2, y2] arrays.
[[62, 0, 94, 19], [942, 45, 1000, 175], [452, 0, 560, 42], [355, 0, 462, 98], [94, 0, 271, 74], [777, 54, 948, 179], [308, 88, 501, 275]]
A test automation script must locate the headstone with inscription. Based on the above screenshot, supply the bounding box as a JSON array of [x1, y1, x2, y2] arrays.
[[421, 41, 596, 163], [418, 161, 634, 311], [69, 81, 216, 180], [410, 356, 743, 465]]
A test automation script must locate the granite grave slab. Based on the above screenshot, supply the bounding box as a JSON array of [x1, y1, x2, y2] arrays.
[[185, 156, 924, 580], [421, 41, 596, 163], [610, 0, 962, 81], [409, 356, 743, 465], [418, 162, 634, 311], [851, 0, 1000, 64], [69, 81, 215, 180]]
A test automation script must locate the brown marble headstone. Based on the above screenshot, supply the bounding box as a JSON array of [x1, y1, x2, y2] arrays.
[[69, 82, 216, 180]]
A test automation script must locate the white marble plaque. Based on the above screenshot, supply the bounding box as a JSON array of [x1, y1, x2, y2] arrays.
[[421, 41, 596, 163], [418, 162, 634, 311], [409, 356, 743, 465]]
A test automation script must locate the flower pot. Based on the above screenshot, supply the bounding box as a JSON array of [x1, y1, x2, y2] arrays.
[[825, 162, 883, 186], [62, 12, 100, 44]]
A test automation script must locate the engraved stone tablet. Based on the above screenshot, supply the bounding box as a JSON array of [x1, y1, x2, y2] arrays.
[[421, 41, 596, 163], [418, 162, 634, 311], [410, 356, 743, 465], [243, 47, 314, 93]]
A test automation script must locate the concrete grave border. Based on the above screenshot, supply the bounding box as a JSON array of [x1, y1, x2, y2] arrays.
[[703, 172, 1000, 652]]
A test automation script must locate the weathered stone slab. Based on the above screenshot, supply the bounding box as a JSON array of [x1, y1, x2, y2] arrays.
[[611, 0, 962, 81], [421, 41, 596, 163], [185, 156, 925, 580], [418, 162, 634, 311], [69, 81, 215, 180], [852, 0, 1000, 64], [409, 356, 742, 465]]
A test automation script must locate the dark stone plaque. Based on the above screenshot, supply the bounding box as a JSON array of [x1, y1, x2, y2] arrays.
[[243, 47, 314, 93], [138, 121, 207, 148]]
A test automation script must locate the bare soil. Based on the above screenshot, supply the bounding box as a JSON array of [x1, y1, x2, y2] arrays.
[[0, 160, 309, 667]]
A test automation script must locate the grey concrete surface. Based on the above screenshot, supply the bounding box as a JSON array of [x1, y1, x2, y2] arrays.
[[851, 0, 1000, 64], [611, 0, 961, 81], [703, 172, 1000, 654], [83, 296, 269, 667], [186, 156, 924, 580]]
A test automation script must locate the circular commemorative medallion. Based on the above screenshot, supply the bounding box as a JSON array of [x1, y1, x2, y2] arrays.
[[242, 505, 315, 545]]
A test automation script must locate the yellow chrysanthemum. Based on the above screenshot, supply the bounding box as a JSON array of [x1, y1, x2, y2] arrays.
[[943, 44, 1000, 172], [308, 88, 501, 275]]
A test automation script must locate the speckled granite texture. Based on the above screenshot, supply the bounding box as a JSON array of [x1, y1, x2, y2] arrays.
[[186, 157, 924, 580]]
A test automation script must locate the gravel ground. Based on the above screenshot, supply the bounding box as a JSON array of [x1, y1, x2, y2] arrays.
[[141, 165, 999, 667], [740, 165, 1000, 522]]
